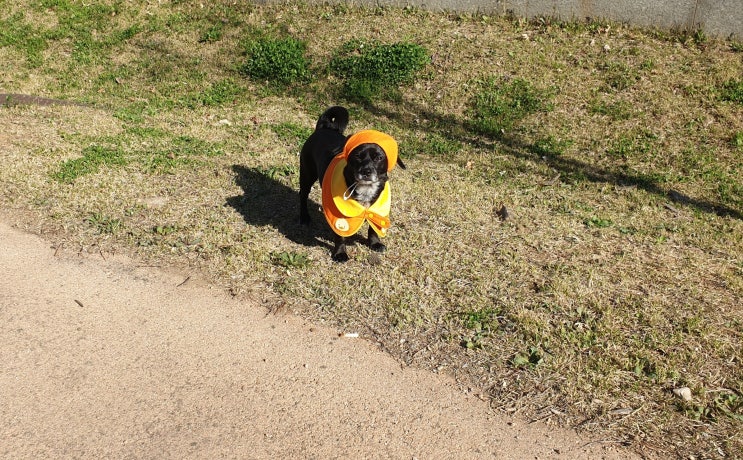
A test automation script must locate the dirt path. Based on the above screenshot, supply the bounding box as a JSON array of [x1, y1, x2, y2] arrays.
[[0, 221, 635, 459]]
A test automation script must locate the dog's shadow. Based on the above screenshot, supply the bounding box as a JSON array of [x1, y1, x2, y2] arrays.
[[226, 165, 333, 250]]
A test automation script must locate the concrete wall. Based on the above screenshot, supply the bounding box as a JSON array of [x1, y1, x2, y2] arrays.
[[331, 0, 742, 38]]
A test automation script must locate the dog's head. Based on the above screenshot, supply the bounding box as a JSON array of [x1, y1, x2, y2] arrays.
[[344, 142, 389, 186], [340, 130, 405, 206]]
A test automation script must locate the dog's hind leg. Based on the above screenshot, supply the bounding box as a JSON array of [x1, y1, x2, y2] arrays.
[[299, 155, 316, 225]]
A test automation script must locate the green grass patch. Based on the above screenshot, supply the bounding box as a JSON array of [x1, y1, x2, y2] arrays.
[[0, 12, 46, 66], [467, 77, 554, 138], [732, 131, 743, 150], [529, 136, 574, 157], [239, 36, 310, 87], [199, 24, 224, 43], [588, 98, 634, 120], [270, 123, 314, 148], [404, 132, 462, 159], [598, 60, 640, 92], [329, 39, 429, 103], [143, 135, 225, 173], [719, 78, 743, 104], [191, 79, 245, 107], [52, 145, 127, 183]]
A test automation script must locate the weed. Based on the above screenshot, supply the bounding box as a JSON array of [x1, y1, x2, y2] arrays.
[[199, 24, 223, 43], [86, 213, 122, 235], [682, 392, 743, 422], [271, 251, 310, 268], [467, 77, 554, 138], [257, 164, 298, 181], [584, 216, 612, 228], [512, 346, 544, 367], [714, 392, 743, 421], [125, 126, 169, 139], [153, 224, 178, 236], [630, 354, 659, 380], [459, 307, 500, 331], [113, 103, 158, 123], [239, 37, 310, 87]]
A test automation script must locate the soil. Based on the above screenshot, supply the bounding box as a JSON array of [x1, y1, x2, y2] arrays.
[[0, 220, 637, 458]]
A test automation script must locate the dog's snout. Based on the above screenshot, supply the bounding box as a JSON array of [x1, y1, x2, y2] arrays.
[[359, 164, 374, 175]]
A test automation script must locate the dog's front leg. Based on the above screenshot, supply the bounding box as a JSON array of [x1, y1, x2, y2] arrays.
[[367, 227, 386, 253], [332, 234, 349, 262]]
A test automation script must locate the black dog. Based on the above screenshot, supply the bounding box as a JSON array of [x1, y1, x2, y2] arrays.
[[299, 106, 405, 262]]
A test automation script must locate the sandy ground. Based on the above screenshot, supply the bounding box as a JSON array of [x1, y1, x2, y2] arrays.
[[0, 220, 636, 459]]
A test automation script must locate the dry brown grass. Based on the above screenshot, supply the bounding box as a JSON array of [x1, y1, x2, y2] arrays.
[[1, 2, 742, 457]]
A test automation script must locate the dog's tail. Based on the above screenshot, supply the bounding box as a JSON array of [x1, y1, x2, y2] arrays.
[[315, 106, 349, 133]]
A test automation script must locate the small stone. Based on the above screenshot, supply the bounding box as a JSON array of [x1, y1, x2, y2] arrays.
[[673, 387, 692, 401], [142, 196, 168, 209]]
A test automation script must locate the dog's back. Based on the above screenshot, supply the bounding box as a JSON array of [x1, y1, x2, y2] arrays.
[[301, 106, 349, 182], [299, 107, 350, 225]]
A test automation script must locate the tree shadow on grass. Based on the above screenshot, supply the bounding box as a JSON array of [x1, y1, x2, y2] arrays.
[[365, 102, 742, 221], [226, 165, 333, 250]]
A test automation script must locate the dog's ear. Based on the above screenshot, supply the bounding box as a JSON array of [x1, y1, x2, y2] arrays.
[[396, 157, 407, 170]]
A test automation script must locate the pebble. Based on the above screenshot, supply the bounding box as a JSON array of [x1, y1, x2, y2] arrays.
[[673, 387, 692, 401]]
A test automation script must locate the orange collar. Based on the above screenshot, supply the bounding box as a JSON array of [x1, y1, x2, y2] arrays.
[[321, 130, 398, 237]]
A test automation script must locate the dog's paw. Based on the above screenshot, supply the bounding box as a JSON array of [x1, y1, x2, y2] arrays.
[[370, 242, 386, 253], [332, 252, 350, 263]]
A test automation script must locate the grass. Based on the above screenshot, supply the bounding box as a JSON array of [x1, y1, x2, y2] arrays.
[[467, 76, 554, 138], [239, 36, 311, 87], [1, 2, 742, 458], [329, 39, 430, 103]]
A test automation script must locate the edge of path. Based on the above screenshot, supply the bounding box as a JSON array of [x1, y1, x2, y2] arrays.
[[0, 220, 637, 459]]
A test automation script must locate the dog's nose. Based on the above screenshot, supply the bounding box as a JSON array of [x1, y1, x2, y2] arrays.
[[359, 165, 374, 177]]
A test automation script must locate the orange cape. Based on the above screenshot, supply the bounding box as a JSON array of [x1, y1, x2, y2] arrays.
[[321, 130, 398, 238]]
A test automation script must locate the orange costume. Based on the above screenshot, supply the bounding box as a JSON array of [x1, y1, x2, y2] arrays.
[[321, 130, 399, 238]]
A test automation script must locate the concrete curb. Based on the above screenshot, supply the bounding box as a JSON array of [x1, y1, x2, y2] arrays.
[[298, 0, 741, 38]]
